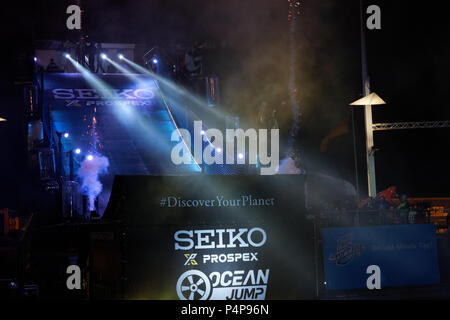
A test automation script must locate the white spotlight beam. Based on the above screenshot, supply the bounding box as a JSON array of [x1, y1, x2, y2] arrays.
[[105, 57, 142, 83], [65, 55, 195, 157], [121, 57, 229, 123]]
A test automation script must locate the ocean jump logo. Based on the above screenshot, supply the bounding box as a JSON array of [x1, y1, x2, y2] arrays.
[[171, 121, 279, 175], [328, 234, 363, 266], [176, 269, 269, 301]]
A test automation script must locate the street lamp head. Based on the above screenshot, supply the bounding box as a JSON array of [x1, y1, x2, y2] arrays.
[[350, 92, 386, 106]]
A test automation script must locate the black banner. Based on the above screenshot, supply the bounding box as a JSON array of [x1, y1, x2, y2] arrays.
[[99, 175, 316, 300]]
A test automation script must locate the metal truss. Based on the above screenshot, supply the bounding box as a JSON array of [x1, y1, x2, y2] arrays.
[[372, 121, 450, 131]]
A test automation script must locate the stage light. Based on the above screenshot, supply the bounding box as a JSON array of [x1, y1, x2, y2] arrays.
[[63, 132, 69, 138], [217, 148, 222, 153], [200, 130, 206, 135], [87, 155, 94, 161], [152, 58, 158, 64], [75, 148, 81, 154], [118, 54, 124, 60], [238, 153, 244, 160], [101, 53, 107, 60], [33, 57, 37, 62], [65, 53, 71, 59]]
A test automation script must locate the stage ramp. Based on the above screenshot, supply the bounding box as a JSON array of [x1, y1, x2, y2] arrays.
[[42, 73, 201, 216]]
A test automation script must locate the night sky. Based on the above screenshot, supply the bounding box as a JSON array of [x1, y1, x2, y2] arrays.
[[1, 0, 450, 210]]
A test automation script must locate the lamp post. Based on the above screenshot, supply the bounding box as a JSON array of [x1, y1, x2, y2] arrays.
[[350, 93, 386, 198], [353, 0, 450, 200], [350, 0, 386, 199]]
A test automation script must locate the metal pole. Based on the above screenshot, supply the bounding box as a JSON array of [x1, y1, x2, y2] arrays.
[[69, 150, 74, 181], [365, 104, 377, 198], [351, 109, 360, 204], [57, 132, 63, 179], [313, 215, 320, 297], [360, 0, 377, 198]]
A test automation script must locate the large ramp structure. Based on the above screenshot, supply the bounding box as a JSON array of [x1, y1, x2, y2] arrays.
[[42, 73, 201, 216]]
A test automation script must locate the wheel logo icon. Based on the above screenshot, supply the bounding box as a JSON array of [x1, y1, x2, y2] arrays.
[[176, 270, 211, 300]]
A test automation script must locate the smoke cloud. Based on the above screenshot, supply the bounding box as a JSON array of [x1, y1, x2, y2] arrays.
[[77, 155, 110, 212]]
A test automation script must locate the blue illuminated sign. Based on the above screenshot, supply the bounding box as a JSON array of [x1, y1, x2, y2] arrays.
[[322, 224, 440, 290]]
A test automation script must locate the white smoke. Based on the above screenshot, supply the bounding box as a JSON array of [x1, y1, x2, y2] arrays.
[[277, 157, 303, 175], [77, 155, 110, 211]]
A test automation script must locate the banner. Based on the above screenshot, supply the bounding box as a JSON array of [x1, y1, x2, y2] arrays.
[[43, 73, 160, 110], [100, 175, 316, 300], [322, 224, 440, 290]]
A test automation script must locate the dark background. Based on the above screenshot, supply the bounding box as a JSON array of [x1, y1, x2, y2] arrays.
[[1, 0, 449, 211]]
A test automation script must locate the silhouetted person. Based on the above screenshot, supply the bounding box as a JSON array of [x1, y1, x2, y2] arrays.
[[376, 196, 391, 210], [185, 47, 201, 76], [360, 197, 377, 226], [86, 41, 97, 72], [397, 194, 410, 225], [95, 43, 105, 73], [376, 196, 392, 224], [75, 38, 87, 67], [46, 59, 60, 72]]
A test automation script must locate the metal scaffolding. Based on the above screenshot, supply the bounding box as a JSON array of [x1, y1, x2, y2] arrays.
[[373, 121, 450, 132]]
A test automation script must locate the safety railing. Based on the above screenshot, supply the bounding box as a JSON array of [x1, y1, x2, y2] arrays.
[[316, 208, 449, 233]]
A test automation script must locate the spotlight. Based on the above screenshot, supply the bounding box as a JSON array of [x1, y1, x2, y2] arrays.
[[87, 155, 94, 161], [101, 53, 107, 60], [238, 153, 244, 159], [152, 58, 158, 64], [33, 57, 37, 62], [63, 132, 69, 138], [65, 53, 71, 59], [75, 148, 81, 154], [118, 54, 124, 60]]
